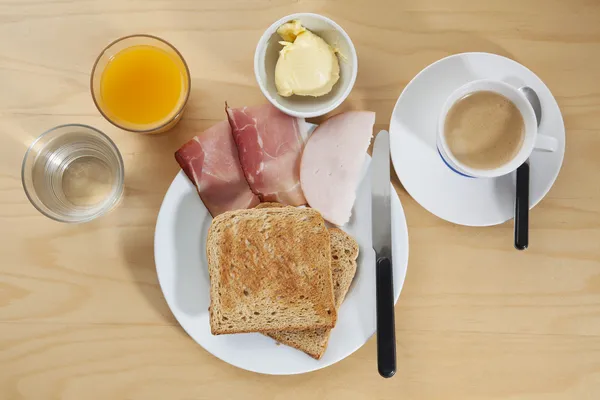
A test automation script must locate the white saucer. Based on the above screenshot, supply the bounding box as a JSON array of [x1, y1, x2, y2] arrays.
[[154, 145, 409, 375], [389, 52, 565, 226]]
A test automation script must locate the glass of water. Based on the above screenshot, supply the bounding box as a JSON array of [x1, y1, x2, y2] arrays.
[[21, 124, 124, 223]]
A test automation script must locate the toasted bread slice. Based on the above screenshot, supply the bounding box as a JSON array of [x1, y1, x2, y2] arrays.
[[265, 228, 358, 359], [207, 207, 336, 335]]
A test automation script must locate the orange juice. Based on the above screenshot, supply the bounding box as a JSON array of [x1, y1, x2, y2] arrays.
[[99, 44, 188, 130]]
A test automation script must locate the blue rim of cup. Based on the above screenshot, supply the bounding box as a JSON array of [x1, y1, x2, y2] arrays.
[[436, 146, 474, 178]]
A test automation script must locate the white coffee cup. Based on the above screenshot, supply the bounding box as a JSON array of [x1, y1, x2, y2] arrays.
[[437, 79, 558, 178]]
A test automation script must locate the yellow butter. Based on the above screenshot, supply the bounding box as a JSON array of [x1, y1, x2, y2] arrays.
[[275, 20, 340, 97], [276, 20, 306, 42]]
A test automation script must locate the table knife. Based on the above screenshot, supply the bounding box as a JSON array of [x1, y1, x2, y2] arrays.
[[371, 130, 397, 378]]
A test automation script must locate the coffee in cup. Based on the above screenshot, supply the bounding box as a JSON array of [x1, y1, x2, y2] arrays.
[[437, 79, 557, 179], [444, 91, 525, 170]]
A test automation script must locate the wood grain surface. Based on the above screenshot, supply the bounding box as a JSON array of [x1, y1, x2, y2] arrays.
[[2, 0, 600, 399]]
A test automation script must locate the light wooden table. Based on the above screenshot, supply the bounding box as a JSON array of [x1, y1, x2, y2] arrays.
[[2, 1, 600, 399]]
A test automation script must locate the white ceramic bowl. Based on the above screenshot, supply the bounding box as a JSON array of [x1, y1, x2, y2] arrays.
[[254, 13, 358, 118]]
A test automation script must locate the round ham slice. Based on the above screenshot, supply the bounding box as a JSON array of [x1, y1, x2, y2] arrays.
[[300, 111, 376, 226]]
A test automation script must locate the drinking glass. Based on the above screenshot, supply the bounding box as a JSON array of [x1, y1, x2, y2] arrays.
[[21, 124, 124, 223], [90, 34, 191, 134]]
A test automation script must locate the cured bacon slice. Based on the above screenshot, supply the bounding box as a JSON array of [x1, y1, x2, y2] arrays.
[[175, 120, 260, 216], [226, 104, 306, 206]]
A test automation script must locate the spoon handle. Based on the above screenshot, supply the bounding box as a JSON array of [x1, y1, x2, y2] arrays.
[[515, 162, 529, 250]]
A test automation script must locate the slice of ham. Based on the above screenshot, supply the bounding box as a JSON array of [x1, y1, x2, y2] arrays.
[[226, 104, 306, 206], [300, 111, 376, 226], [175, 120, 260, 217]]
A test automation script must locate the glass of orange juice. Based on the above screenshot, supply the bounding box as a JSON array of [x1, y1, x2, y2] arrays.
[[91, 34, 191, 134]]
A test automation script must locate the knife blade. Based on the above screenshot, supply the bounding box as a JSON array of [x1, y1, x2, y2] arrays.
[[371, 130, 396, 378]]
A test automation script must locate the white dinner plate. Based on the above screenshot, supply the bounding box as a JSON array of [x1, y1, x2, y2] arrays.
[[389, 52, 565, 226], [154, 133, 409, 375]]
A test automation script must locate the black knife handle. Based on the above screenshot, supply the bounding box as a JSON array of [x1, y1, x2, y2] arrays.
[[376, 256, 396, 378], [515, 162, 529, 250]]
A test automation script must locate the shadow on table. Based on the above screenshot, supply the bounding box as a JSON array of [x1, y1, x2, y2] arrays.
[[118, 208, 177, 325], [118, 159, 215, 331]]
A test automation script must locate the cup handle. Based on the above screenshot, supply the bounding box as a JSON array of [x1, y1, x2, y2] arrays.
[[534, 134, 558, 152]]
